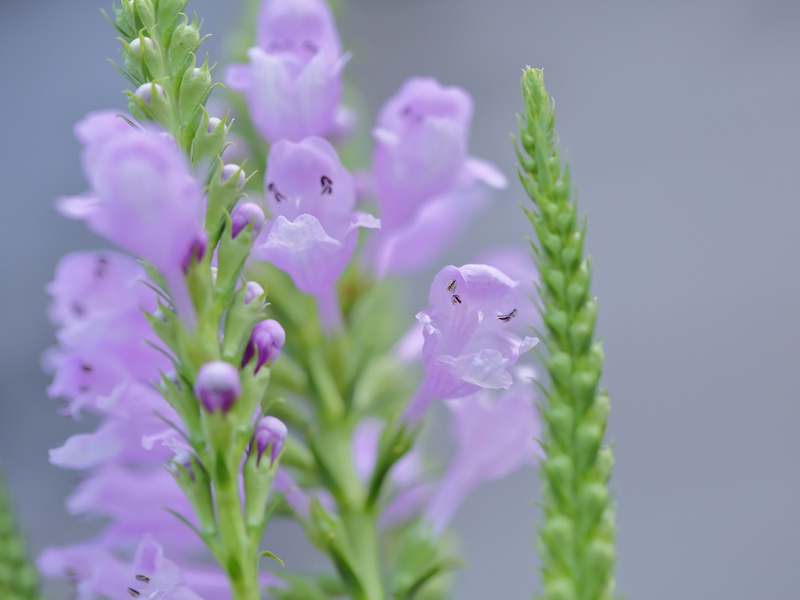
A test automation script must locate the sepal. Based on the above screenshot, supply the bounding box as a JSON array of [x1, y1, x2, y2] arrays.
[[169, 451, 217, 537], [243, 437, 282, 532], [128, 82, 172, 128]]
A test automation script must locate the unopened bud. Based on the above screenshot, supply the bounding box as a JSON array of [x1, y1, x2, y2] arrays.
[[194, 361, 241, 413], [135, 82, 164, 104], [129, 37, 155, 53], [222, 164, 246, 188], [242, 319, 286, 373], [253, 416, 287, 466], [230, 201, 264, 238], [244, 281, 265, 305], [207, 117, 222, 133]]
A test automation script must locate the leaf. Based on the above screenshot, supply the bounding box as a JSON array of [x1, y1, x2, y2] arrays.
[[258, 550, 284, 568]]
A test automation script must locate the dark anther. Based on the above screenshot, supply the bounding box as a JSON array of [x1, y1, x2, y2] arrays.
[[81, 363, 94, 373], [446, 279, 457, 293], [401, 104, 413, 117], [268, 183, 286, 203], [128, 589, 141, 598], [95, 255, 109, 278], [135, 574, 150, 583], [79, 385, 90, 393], [303, 40, 319, 53], [497, 308, 518, 322], [72, 301, 85, 317], [451, 294, 462, 305], [320, 175, 333, 195]]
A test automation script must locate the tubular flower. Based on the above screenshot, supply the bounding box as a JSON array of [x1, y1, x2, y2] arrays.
[[252, 136, 379, 329], [404, 263, 537, 424], [368, 78, 507, 275], [56, 111, 207, 320], [225, 0, 348, 142]]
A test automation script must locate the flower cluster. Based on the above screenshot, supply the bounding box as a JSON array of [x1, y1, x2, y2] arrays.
[[41, 0, 545, 598]]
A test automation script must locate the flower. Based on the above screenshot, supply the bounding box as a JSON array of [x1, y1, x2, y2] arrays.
[[367, 78, 507, 275], [225, 0, 348, 142], [251, 136, 379, 329], [404, 263, 537, 424], [56, 111, 207, 321]]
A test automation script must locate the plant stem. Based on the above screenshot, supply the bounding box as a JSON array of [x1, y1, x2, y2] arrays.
[[216, 460, 259, 600]]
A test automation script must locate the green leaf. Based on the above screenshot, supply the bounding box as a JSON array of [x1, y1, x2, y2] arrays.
[[258, 550, 285, 568]]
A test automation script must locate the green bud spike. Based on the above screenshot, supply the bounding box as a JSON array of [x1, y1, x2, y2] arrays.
[[0, 473, 42, 600], [515, 67, 617, 600]]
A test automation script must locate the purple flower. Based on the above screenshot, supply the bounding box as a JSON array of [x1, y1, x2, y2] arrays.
[[424, 371, 543, 534], [194, 361, 241, 413], [57, 111, 206, 320], [253, 416, 288, 465], [404, 264, 537, 424], [126, 534, 205, 600], [252, 137, 379, 329], [45, 252, 169, 416], [225, 0, 348, 142], [367, 78, 507, 275], [242, 319, 286, 373]]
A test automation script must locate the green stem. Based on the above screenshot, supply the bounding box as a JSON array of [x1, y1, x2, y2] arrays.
[[341, 509, 385, 600], [215, 460, 259, 600]]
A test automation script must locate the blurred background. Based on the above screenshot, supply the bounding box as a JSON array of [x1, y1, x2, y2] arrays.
[[1, 0, 799, 598]]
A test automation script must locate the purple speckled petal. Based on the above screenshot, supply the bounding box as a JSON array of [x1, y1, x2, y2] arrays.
[[256, 0, 342, 58]]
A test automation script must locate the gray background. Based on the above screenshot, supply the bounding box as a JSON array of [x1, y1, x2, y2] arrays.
[[1, 0, 799, 598]]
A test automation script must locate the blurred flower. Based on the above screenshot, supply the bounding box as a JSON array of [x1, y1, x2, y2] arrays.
[[367, 78, 507, 275], [225, 0, 348, 142]]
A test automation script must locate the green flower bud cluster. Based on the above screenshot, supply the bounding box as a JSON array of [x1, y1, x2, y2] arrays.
[[109, 0, 222, 160], [0, 473, 41, 600], [514, 68, 616, 600]]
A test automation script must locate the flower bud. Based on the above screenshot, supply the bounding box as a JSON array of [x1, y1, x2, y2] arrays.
[[135, 82, 165, 104], [194, 360, 241, 413], [244, 281, 265, 305], [242, 319, 285, 373], [207, 117, 222, 133], [129, 36, 155, 54], [222, 164, 246, 188], [253, 416, 287, 466], [230, 201, 264, 238]]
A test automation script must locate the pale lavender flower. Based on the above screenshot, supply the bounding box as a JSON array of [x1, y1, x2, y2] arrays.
[[368, 77, 507, 275], [57, 111, 207, 321], [253, 415, 288, 465], [194, 361, 242, 413], [225, 0, 348, 142], [404, 264, 537, 424], [252, 137, 379, 329], [242, 319, 286, 373], [42, 247, 229, 594], [424, 370, 543, 534], [126, 534, 205, 600], [38, 543, 130, 600], [45, 252, 168, 416]]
